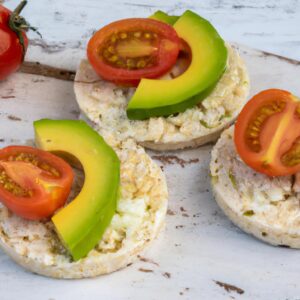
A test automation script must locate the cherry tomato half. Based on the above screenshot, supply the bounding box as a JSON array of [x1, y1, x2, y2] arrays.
[[168, 39, 191, 78], [234, 89, 300, 176], [87, 18, 180, 86], [0, 2, 28, 80], [0, 146, 74, 220]]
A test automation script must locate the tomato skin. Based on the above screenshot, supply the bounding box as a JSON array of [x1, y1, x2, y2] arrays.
[[0, 5, 28, 80], [169, 38, 191, 78], [87, 18, 180, 86], [0, 146, 73, 220], [234, 89, 300, 177]]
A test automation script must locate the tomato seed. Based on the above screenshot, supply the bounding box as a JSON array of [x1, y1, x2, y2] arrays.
[[137, 60, 146, 68], [110, 35, 117, 43], [134, 31, 141, 38], [109, 55, 118, 62], [108, 46, 115, 54], [246, 101, 286, 152], [101, 30, 159, 70], [0, 170, 31, 197], [120, 32, 127, 39], [5, 153, 60, 178], [144, 32, 152, 39], [126, 58, 135, 68], [281, 137, 300, 166]]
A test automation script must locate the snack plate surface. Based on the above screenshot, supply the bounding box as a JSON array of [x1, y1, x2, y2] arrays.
[[0, 42, 300, 300]]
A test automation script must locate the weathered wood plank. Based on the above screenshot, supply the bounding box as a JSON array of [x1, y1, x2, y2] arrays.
[[0, 44, 300, 300], [0, 1, 300, 299], [19, 62, 75, 81], [2, 0, 300, 68]]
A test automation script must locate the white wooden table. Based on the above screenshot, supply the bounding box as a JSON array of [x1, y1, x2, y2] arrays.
[[3, 0, 300, 67], [1, 1, 300, 299]]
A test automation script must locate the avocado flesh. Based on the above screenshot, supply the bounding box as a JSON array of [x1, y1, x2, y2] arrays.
[[150, 10, 179, 25], [34, 119, 120, 261], [127, 10, 228, 120]]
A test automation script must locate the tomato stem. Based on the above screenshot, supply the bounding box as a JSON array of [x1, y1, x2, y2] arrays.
[[9, 0, 42, 61], [13, 0, 27, 15]]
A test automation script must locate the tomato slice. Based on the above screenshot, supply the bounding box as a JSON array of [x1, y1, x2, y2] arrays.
[[0, 146, 74, 220], [168, 38, 191, 78], [234, 89, 300, 176], [87, 18, 180, 86]]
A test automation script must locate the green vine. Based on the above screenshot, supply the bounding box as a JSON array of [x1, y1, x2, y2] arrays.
[[8, 0, 41, 60]]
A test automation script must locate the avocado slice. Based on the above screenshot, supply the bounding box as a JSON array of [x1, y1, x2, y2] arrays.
[[34, 119, 120, 261], [150, 10, 179, 25], [127, 10, 228, 120]]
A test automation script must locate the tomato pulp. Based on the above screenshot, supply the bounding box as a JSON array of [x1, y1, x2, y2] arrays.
[[234, 89, 300, 176], [87, 18, 180, 86], [0, 146, 74, 220]]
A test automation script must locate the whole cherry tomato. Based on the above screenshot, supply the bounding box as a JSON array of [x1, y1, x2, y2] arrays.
[[0, 1, 31, 80]]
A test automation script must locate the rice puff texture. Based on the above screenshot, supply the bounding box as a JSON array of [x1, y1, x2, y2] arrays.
[[210, 126, 300, 248], [74, 44, 250, 151], [0, 138, 168, 278]]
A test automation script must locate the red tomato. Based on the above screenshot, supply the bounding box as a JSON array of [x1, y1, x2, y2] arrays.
[[0, 1, 29, 80], [87, 18, 180, 86], [234, 89, 300, 176], [168, 39, 191, 78], [0, 146, 74, 220]]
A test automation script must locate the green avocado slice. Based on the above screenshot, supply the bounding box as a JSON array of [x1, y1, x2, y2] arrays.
[[34, 119, 120, 261], [127, 10, 228, 120], [149, 10, 179, 25]]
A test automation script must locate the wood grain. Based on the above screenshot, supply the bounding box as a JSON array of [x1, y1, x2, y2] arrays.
[[19, 61, 75, 81], [0, 1, 300, 299], [1, 43, 299, 298], [3, 0, 300, 70]]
